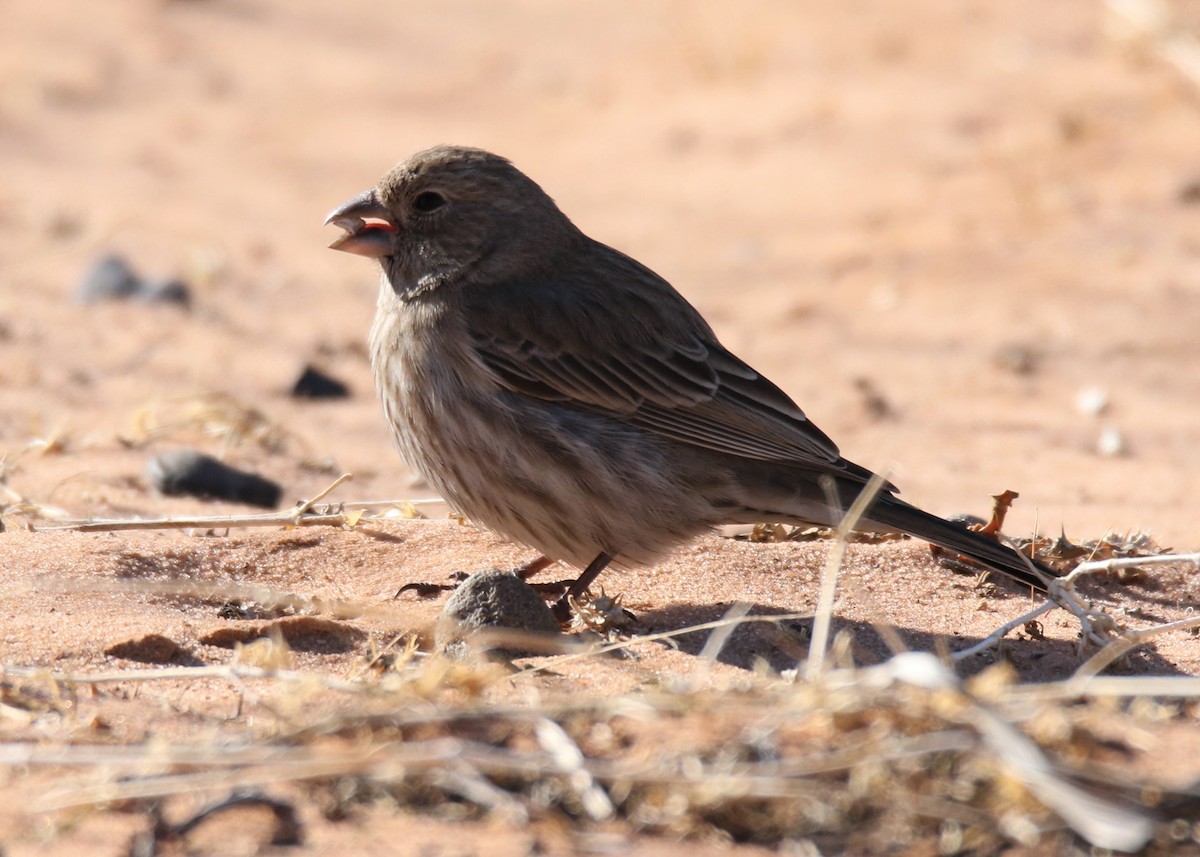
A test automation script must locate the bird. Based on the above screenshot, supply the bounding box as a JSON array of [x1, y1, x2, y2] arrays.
[[325, 145, 1050, 617]]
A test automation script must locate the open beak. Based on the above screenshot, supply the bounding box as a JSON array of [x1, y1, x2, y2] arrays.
[[324, 189, 397, 258]]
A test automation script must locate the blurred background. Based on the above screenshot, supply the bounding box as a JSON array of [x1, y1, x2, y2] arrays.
[[1, 0, 1197, 545]]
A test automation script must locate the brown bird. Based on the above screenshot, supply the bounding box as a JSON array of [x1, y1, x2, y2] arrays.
[[326, 145, 1049, 616]]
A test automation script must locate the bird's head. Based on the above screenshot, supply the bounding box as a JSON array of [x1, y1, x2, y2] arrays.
[[325, 145, 578, 298]]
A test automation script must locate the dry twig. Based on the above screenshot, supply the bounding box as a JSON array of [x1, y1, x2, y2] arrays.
[[957, 551, 1200, 664]]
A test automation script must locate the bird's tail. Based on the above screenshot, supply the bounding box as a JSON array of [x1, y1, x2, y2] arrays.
[[859, 493, 1052, 592]]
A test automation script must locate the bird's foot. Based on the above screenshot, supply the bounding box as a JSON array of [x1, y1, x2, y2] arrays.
[[552, 588, 636, 634], [550, 593, 575, 624], [393, 573, 468, 599]]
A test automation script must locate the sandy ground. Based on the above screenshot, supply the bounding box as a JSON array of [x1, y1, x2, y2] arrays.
[[2, 0, 1200, 853]]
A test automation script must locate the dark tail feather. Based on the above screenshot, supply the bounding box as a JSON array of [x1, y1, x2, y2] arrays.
[[862, 493, 1052, 592]]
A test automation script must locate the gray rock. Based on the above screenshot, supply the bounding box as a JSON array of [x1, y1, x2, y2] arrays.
[[436, 568, 561, 660]]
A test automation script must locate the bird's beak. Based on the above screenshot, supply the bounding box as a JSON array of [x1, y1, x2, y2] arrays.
[[323, 189, 397, 258]]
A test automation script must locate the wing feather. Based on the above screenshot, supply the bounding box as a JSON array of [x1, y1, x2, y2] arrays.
[[465, 241, 843, 468]]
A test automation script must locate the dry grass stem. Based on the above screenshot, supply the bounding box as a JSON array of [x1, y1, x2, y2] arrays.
[[1107, 0, 1200, 89], [514, 609, 816, 679], [32, 469, 450, 533], [697, 601, 753, 670], [124, 392, 304, 455], [8, 646, 1180, 851], [859, 653, 1154, 852], [959, 552, 1200, 664], [953, 601, 1058, 662], [1039, 674, 1200, 700], [805, 472, 890, 680], [0, 661, 369, 693]]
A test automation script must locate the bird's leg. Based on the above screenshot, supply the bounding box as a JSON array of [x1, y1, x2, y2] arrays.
[[568, 552, 616, 598], [515, 555, 554, 580], [395, 554, 555, 599], [552, 551, 615, 622]]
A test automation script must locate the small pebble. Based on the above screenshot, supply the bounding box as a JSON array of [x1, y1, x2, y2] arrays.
[[148, 450, 282, 508], [76, 255, 141, 303], [76, 255, 191, 306], [1177, 179, 1200, 205], [1096, 426, 1128, 457], [291, 364, 350, 399], [135, 277, 191, 307], [1075, 386, 1110, 417], [436, 568, 561, 660], [993, 342, 1041, 376]]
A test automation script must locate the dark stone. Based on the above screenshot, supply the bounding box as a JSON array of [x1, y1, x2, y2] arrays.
[[136, 278, 192, 307], [76, 255, 141, 303], [290, 364, 350, 399], [148, 450, 282, 508]]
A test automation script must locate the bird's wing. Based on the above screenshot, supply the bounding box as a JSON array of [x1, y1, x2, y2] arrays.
[[463, 244, 845, 468]]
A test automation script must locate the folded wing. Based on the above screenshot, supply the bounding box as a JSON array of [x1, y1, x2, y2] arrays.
[[464, 242, 857, 474]]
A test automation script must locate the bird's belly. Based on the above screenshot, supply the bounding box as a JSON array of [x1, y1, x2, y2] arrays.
[[375, 349, 718, 568]]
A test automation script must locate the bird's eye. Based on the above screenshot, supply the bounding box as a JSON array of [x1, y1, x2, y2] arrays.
[[413, 191, 446, 213]]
